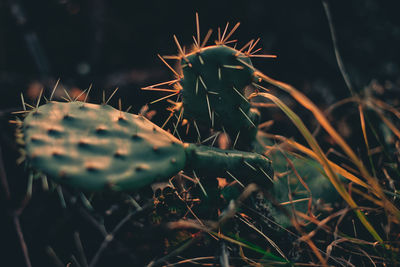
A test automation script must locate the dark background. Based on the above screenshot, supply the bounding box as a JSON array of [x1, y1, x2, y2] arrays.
[[1, 0, 400, 266], [1, 0, 400, 111]]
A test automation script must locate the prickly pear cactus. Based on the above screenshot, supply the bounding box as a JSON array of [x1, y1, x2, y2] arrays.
[[185, 143, 273, 188], [180, 45, 260, 148], [21, 101, 186, 191], [20, 101, 273, 191], [144, 21, 277, 150]]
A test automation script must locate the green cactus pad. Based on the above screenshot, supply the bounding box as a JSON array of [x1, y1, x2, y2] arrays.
[[22, 101, 186, 191], [180, 45, 259, 148], [184, 143, 273, 188]]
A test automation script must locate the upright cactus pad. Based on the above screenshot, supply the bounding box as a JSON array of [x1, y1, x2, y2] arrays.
[[180, 45, 260, 148], [144, 20, 276, 149], [22, 101, 186, 191]]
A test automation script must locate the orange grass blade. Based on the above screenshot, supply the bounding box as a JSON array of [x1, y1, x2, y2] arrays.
[[261, 133, 369, 189], [254, 71, 400, 224], [252, 92, 384, 243]]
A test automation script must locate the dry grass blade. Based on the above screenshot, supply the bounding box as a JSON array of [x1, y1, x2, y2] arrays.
[[238, 216, 289, 261], [254, 71, 400, 224], [358, 104, 377, 177], [371, 97, 400, 119], [251, 92, 383, 243], [261, 133, 370, 189], [374, 109, 400, 140]]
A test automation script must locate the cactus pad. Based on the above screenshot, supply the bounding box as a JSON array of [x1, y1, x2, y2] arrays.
[[180, 45, 260, 148], [22, 101, 186, 191]]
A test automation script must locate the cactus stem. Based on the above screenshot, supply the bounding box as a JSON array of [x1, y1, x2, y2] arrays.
[[233, 131, 240, 149], [226, 170, 244, 188], [149, 91, 179, 104], [105, 87, 119, 105], [232, 86, 249, 103], [243, 160, 257, 171], [238, 107, 256, 128], [198, 75, 207, 90], [49, 78, 61, 101]]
